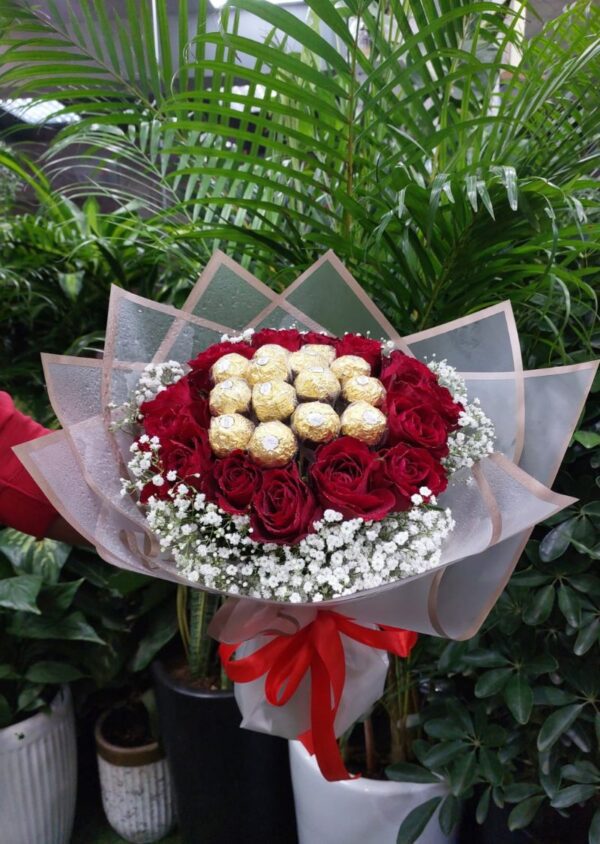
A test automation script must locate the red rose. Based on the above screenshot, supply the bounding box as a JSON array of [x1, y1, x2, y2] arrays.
[[335, 334, 383, 374], [213, 451, 261, 514], [380, 352, 437, 392], [377, 444, 447, 510], [250, 464, 320, 545], [387, 400, 449, 459], [300, 331, 337, 349], [310, 437, 396, 521], [141, 378, 210, 441], [252, 328, 302, 351], [384, 379, 462, 432], [187, 341, 254, 394]]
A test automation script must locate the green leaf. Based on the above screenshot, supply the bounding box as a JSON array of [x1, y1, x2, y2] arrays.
[[537, 704, 585, 753], [130, 601, 177, 671], [475, 668, 513, 698], [0, 575, 42, 613], [7, 611, 105, 644], [503, 783, 542, 803], [551, 784, 597, 810], [476, 787, 491, 824], [17, 684, 44, 713], [539, 519, 577, 562], [532, 686, 577, 706], [462, 649, 509, 668], [574, 618, 600, 656], [424, 718, 466, 741], [39, 579, 84, 613], [504, 674, 533, 724], [581, 502, 600, 518], [448, 752, 477, 796], [573, 431, 600, 449], [385, 763, 441, 784], [0, 531, 70, 584], [422, 740, 468, 770], [508, 796, 545, 831], [438, 795, 460, 836], [57, 270, 84, 301], [396, 797, 442, 844], [479, 748, 503, 786], [522, 584, 555, 625], [562, 762, 600, 785], [589, 808, 600, 844], [25, 661, 84, 683]]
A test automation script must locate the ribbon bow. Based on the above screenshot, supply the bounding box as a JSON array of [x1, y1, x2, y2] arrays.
[[219, 610, 417, 781]]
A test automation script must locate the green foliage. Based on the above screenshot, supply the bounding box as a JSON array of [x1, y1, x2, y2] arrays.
[[399, 369, 599, 840], [0, 528, 178, 727]]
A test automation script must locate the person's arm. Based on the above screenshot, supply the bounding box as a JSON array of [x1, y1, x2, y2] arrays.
[[0, 391, 86, 543]]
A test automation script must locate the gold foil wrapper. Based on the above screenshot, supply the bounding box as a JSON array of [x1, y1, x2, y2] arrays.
[[209, 413, 255, 457], [247, 352, 290, 385], [294, 367, 340, 402], [289, 345, 335, 374], [342, 375, 386, 407], [209, 378, 252, 415], [341, 401, 387, 445], [211, 353, 250, 383], [252, 380, 297, 422], [331, 354, 371, 382], [248, 421, 297, 467], [291, 402, 340, 443], [254, 343, 290, 363]]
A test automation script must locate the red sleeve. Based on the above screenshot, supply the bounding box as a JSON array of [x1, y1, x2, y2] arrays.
[[0, 392, 58, 539]]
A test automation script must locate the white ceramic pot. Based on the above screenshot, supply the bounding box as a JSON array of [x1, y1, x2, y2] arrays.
[[95, 711, 175, 844], [289, 740, 456, 844], [0, 685, 77, 844]]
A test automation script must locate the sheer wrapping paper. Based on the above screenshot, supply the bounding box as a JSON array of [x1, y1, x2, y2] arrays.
[[15, 251, 597, 740]]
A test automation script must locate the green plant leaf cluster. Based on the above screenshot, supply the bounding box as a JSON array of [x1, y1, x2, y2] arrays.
[[0, 529, 178, 727]]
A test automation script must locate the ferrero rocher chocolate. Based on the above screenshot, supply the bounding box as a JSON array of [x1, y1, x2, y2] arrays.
[[209, 378, 252, 415], [248, 421, 297, 467], [342, 375, 386, 407], [341, 401, 387, 445], [254, 343, 290, 363], [294, 367, 340, 402], [252, 380, 297, 422], [208, 413, 254, 457], [301, 343, 336, 365], [246, 352, 289, 385], [211, 353, 250, 383], [289, 345, 335, 374], [331, 354, 371, 382], [291, 402, 340, 443]]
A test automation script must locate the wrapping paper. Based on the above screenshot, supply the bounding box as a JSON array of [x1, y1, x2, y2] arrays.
[[15, 251, 597, 744]]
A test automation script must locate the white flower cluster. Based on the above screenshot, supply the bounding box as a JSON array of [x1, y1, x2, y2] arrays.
[[427, 359, 495, 472], [110, 361, 185, 430], [134, 360, 185, 407], [140, 481, 454, 602]]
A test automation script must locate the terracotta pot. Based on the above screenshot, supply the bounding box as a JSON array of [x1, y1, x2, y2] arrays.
[[95, 709, 175, 844], [0, 685, 77, 844], [290, 740, 457, 844]]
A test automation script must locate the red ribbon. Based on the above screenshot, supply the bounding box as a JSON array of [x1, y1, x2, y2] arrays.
[[219, 610, 417, 781]]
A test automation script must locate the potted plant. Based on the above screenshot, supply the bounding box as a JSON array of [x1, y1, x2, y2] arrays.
[[95, 692, 175, 843], [292, 365, 598, 844], [152, 587, 297, 844], [0, 528, 104, 844]]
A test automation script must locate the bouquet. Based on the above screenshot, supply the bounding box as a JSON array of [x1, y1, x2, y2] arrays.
[[17, 252, 597, 780]]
